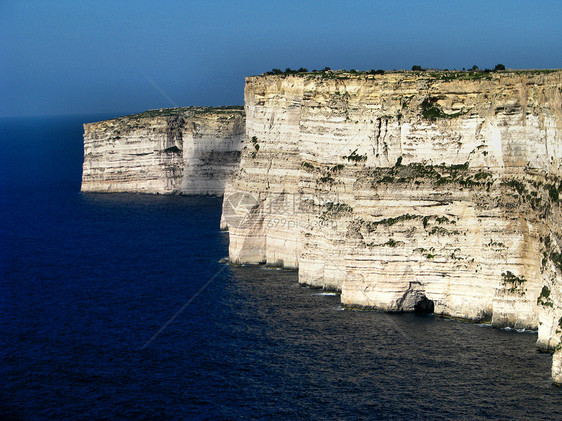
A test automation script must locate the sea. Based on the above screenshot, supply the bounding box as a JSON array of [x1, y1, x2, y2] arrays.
[[0, 115, 561, 420]]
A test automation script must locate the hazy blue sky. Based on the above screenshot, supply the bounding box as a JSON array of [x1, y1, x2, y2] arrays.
[[1, 0, 561, 117]]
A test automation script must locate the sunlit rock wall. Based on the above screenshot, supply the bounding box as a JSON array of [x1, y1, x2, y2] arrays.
[[82, 107, 244, 195], [222, 70, 562, 379]]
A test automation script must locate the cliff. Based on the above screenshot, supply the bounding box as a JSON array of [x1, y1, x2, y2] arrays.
[[221, 70, 562, 383], [81, 107, 245, 195]]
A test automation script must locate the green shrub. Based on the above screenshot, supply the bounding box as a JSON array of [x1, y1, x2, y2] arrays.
[[537, 285, 552, 306], [250, 136, 259, 152], [474, 171, 492, 180], [551, 251, 562, 272], [343, 149, 367, 162], [421, 97, 444, 120], [502, 271, 526, 294], [428, 226, 451, 236], [301, 162, 316, 170], [421, 97, 465, 120], [324, 202, 353, 214], [548, 184, 559, 202], [371, 214, 419, 227], [384, 238, 402, 247], [502, 179, 527, 195], [502, 271, 526, 284]]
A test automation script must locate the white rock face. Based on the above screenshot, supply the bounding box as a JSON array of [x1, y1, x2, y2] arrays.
[[222, 70, 562, 381], [553, 349, 562, 385], [82, 107, 244, 195]]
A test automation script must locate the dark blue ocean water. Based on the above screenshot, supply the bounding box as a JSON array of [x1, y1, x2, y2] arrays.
[[1, 115, 561, 420]]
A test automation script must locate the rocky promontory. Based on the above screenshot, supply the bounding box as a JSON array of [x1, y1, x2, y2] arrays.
[[81, 106, 244, 195], [220, 69, 562, 383]]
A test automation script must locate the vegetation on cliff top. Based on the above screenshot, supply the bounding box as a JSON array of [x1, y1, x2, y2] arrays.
[[259, 66, 559, 81], [125, 106, 244, 120]]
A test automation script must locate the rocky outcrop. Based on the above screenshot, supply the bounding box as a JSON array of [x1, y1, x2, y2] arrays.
[[82, 107, 244, 195], [553, 349, 562, 385], [222, 70, 562, 381]]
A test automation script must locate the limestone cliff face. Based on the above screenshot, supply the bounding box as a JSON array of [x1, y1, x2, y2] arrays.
[[222, 70, 562, 380], [82, 107, 244, 195]]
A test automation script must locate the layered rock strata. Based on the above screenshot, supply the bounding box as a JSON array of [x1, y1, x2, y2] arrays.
[[82, 107, 244, 195], [221, 70, 562, 382]]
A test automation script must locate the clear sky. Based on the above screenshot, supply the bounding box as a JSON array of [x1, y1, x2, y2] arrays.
[[1, 0, 561, 117]]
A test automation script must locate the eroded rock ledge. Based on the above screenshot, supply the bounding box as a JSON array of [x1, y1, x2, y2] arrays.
[[221, 70, 562, 383], [82, 106, 244, 195]]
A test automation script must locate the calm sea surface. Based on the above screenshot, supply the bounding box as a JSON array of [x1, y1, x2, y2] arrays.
[[1, 116, 561, 420]]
